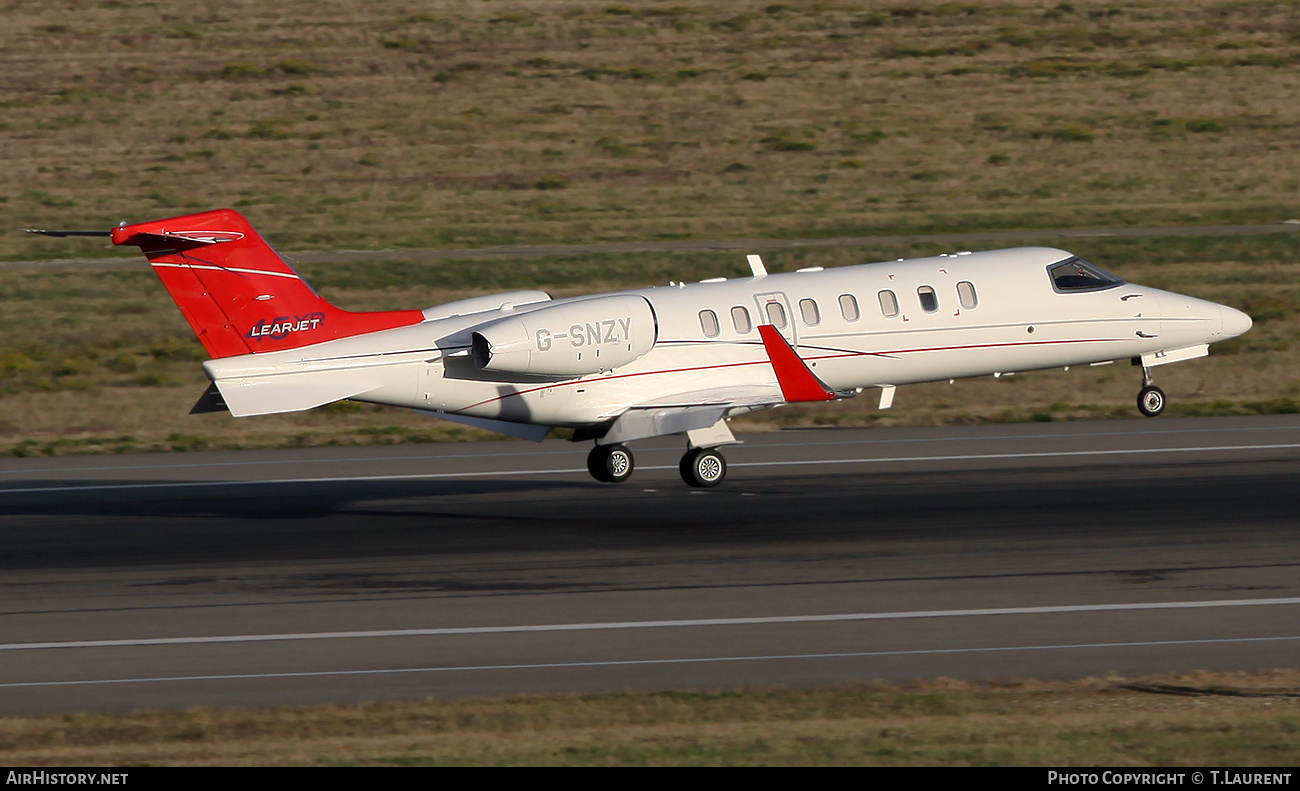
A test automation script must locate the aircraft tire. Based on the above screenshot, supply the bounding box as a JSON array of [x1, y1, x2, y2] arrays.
[[588, 444, 634, 483], [680, 447, 727, 488], [1137, 385, 1166, 418]]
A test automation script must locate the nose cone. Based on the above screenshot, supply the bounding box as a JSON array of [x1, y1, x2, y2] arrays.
[[1220, 305, 1252, 340]]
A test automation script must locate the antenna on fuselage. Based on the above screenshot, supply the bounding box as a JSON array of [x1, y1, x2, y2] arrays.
[[746, 254, 767, 278]]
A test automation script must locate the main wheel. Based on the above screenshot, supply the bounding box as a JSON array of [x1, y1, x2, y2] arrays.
[[680, 447, 727, 488], [587, 444, 634, 483], [1137, 385, 1165, 417]]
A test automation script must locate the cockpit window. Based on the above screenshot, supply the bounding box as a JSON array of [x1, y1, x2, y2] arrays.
[[1048, 257, 1124, 292]]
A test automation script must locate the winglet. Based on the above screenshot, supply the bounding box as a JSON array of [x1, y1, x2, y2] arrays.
[[758, 325, 836, 402]]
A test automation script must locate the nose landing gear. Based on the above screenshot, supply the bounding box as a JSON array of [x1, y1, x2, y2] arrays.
[[1137, 365, 1165, 417], [1138, 385, 1166, 417]]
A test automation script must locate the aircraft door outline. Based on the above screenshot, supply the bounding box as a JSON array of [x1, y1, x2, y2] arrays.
[[753, 291, 797, 347]]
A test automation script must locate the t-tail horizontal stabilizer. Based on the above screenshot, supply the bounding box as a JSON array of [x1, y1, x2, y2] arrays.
[[23, 229, 112, 238]]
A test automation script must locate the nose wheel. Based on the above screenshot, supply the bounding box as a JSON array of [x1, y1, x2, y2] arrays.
[[588, 443, 634, 483], [1138, 385, 1165, 417], [1136, 364, 1165, 417], [680, 447, 727, 488]]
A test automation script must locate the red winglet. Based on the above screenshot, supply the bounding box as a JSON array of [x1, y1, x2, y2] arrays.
[[758, 325, 835, 402]]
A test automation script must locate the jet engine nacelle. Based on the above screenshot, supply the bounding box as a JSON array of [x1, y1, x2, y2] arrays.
[[471, 294, 657, 377]]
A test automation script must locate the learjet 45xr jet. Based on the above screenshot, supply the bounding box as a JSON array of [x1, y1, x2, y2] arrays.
[[29, 209, 1252, 487]]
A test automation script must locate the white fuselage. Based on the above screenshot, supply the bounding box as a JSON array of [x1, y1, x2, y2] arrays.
[[203, 247, 1249, 430]]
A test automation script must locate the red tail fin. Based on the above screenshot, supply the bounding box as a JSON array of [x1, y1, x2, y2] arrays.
[[112, 209, 423, 358]]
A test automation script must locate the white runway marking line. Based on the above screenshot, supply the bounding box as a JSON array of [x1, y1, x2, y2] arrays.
[[5, 597, 1300, 652], [729, 442, 1300, 468], [2, 442, 1300, 493], [2, 635, 1298, 689]]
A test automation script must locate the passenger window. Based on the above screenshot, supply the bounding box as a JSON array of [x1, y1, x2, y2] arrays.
[[917, 285, 938, 313], [957, 281, 978, 310], [731, 306, 752, 334], [878, 290, 899, 318], [699, 309, 720, 338], [798, 298, 820, 326], [764, 300, 788, 329], [839, 294, 860, 322]]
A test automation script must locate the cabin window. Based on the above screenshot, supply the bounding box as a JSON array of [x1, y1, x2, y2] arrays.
[[764, 300, 788, 329], [1048, 257, 1124, 292], [731, 306, 752, 334], [917, 285, 939, 313], [699, 309, 720, 338], [957, 281, 978, 310], [839, 294, 860, 322], [798, 298, 820, 327], [878, 290, 899, 318]]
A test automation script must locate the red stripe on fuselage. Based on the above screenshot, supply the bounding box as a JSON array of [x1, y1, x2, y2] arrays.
[[456, 336, 1127, 411]]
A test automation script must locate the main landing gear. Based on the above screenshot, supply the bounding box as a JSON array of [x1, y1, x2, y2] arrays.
[[587, 443, 634, 483], [1137, 365, 1165, 418], [680, 447, 727, 488], [585, 443, 729, 487]]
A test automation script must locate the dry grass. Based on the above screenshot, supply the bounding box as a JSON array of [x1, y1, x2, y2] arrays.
[[4, 0, 1299, 262], [0, 1, 1297, 454], [2, 671, 1298, 766]]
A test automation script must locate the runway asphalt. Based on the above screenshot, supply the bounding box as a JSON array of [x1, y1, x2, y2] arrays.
[[1, 415, 1298, 714]]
